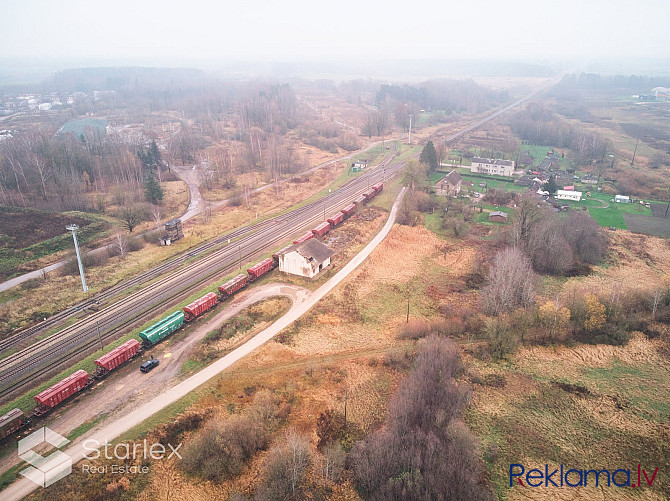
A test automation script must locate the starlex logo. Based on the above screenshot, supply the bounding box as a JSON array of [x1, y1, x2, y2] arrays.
[[18, 427, 72, 488], [510, 464, 659, 488]]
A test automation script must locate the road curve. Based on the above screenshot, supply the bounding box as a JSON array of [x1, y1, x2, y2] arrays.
[[2, 187, 406, 501]]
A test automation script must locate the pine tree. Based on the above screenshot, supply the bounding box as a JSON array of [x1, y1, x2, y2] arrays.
[[144, 173, 163, 204], [543, 175, 558, 195], [419, 140, 439, 173], [149, 140, 161, 167]]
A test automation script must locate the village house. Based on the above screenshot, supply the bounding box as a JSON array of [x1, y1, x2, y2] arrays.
[[434, 170, 462, 196], [276, 238, 334, 278], [470, 157, 515, 177]]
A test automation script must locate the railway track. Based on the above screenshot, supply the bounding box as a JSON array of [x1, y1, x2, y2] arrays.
[[0, 146, 399, 356], [0, 150, 402, 401]]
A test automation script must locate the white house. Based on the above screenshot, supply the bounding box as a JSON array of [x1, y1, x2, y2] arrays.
[[277, 239, 334, 278], [556, 190, 582, 201], [615, 195, 630, 203], [470, 157, 515, 177]]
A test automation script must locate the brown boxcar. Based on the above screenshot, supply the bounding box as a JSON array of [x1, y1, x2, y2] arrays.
[[0, 408, 25, 438], [218, 274, 248, 297], [312, 222, 331, 237], [371, 181, 383, 193], [94, 339, 141, 376], [183, 292, 219, 321], [247, 258, 275, 282], [363, 188, 376, 200], [354, 195, 367, 206], [327, 212, 344, 227], [341, 203, 356, 217], [34, 370, 90, 415], [293, 232, 314, 245]]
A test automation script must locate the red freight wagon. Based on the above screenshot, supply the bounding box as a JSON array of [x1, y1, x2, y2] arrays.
[[183, 292, 218, 322], [312, 222, 331, 237], [371, 181, 383, 193], [218, 274, 247, 297], [34, 370, 90, 415], [341, 203, 356, 217], [363, 188, 376, 200], [354, 195, 367, 206], [293, 232, 314, 245], [327, 212, 344, 227], [0, 408, 25, 438], [94, 339, 141, 376], [247, 258, 275, 282]]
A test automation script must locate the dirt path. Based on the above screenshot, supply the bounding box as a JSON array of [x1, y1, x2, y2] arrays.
[[170, 165, 204, 222], [2, 188, 406, 501]]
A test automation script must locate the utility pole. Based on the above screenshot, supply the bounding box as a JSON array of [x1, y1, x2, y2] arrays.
[[406, 294, 410, 323], [343, 389, 348, 429], [96, 321, 103, 351], [66, 224, 88, 292], [631, 136, 640, 166], [408, 115, 413, 144]]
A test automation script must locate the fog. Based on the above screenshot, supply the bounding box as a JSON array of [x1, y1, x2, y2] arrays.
[[3, 0, 668, 69]]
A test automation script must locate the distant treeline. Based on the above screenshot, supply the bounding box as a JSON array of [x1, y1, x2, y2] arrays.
[[553, 73, 670, 93], [376, 79, 506, 114], [44, 66, 208, 93]]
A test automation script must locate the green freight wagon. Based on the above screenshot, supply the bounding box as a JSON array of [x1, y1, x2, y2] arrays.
[[138, 311, 185, 346]]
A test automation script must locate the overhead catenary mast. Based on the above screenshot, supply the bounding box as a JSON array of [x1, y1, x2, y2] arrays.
[[66, 224, 88, 292]]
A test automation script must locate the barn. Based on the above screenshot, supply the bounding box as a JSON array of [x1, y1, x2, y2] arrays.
[[276, 239, 334, 278]]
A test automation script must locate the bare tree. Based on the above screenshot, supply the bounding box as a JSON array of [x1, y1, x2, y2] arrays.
[[115, 230, 127, 259], [652, 288, 663, 320], [316, 442, 345, 487], [258, 429, 311, 500], [511, 198, 543, 246], [480, 247, 536, 315], [151, 204, 162, 230]]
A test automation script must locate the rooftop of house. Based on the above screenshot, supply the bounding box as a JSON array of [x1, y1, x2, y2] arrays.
[[278, 238, 334, 264], [471, 157, 515, 167]]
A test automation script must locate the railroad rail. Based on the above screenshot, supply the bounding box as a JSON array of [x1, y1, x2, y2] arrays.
[[0, 150, 402, 401]]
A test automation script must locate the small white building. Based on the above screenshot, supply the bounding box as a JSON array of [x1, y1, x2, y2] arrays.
[[615, 195, 630, 203], [277, 239, 334, 278], [470, 157, 515, 177], [556, 190, 582, 201]]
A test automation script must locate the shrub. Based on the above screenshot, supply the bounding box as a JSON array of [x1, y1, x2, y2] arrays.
[[180, 415, 268, 481], [484, 317, 519, 360], [127, 237, 145, 252]]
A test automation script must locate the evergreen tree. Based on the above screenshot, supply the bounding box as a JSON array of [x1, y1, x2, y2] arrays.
[[144, 173, 163, 204], [543, 175, 558, 195], [419, 140, 439, 173], [149, 140, 161, 167]]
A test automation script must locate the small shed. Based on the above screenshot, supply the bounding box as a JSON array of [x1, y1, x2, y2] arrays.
[[615, 195, 630, 203], [488, 211, 508, 223], [352, 160, 368, 172], [277, 239, 334, 278]]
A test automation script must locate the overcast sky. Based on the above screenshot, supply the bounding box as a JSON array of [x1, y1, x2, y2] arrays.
[[3, 0, 669, 64]]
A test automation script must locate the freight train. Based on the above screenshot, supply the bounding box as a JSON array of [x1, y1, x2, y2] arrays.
[[0, 183, 383, 443]]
